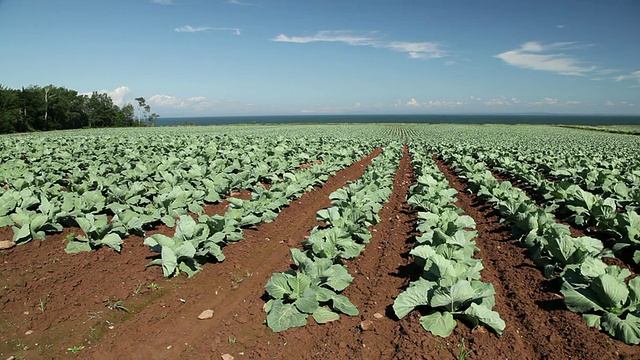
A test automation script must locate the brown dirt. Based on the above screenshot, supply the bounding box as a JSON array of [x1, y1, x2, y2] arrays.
[[0, 148, 381, 360], [1, 148, 639, 360], [434, 157, 640, 360]]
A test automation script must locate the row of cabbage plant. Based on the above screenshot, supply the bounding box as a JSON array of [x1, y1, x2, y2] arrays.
[[142, 145, 376, 278], [1, 133, 376, 252], [263, 143, 403, 332], [439, 149, 640, 345], [474, 149, 640, 264], [392, 145, 505, 337]]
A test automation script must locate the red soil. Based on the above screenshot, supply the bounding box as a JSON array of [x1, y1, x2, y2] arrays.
[[1, 148, 639, 360]]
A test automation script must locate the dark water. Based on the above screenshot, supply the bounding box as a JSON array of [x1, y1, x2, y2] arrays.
[[157, 114, 640, 126]]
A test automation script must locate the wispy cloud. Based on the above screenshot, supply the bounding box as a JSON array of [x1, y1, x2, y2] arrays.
[[175, 25, 211, 33], [615, 70, 640, 87], [174, 25, 241, 35], [272, 30, 447, 60], [148, 94, 213, 110], [227, 0, 255, 6], [402, 98, 463, 107], [385, 41, 447, 59], [484, 96, 581, 106], [272, 31, 378, 46], [152, 0, 173, 4], [484, 96, 522, 106], [495, 41, 595, 76]]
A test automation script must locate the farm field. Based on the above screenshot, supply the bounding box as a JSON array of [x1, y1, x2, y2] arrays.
[[1, 124, 640, 359]]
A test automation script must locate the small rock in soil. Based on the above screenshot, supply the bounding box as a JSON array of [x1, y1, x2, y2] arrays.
[[373, 313, 384, 319], [25, 330, 33, 335], [221, 354, 234, 360], [0, 240, 16, 250], [360, 320, 374, 331], [198, 309, 214, 320]]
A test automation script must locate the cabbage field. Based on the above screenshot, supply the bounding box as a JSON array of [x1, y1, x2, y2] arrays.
[[1, 124, 640, 359]]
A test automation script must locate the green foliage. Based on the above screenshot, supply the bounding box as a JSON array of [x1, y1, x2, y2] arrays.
[[65, 214, 125, 253], [393, 148, 505, 337], [0, 84, 141, 133], [264, 144, 402, 332]]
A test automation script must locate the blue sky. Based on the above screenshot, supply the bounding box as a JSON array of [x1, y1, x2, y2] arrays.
[[1, 0, 639, 117]]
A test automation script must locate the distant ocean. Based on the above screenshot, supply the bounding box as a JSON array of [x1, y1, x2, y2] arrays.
[[157, 114, 640, 126]]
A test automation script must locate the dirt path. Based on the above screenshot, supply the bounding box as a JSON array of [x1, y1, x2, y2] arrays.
[[434, 157, 639, 360]]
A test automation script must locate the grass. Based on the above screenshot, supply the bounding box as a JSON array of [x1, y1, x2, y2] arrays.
[[231, 270, 253, 286], [62, 232, 75, 242], [38, 295, 50, 313], [456, 338, 472, 360], [147, 282, 161, 290], [103, 298, 129, 313], [67, 345, 84, 354]]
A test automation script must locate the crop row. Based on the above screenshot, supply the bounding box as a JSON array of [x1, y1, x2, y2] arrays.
[[438, 147, 640, 345], [264, 143, 403, 331], [0, 132, 376, 262], [392, 143, 505, 337]]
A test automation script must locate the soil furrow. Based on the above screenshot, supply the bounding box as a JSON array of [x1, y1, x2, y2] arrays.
[[204, 145, 417, 360], [434, 156, 639, 359]]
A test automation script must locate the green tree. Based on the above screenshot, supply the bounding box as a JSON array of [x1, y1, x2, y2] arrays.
[[0, 85, 21, 133], [135, 97, 158, 126], [87, 92, 117, 127]]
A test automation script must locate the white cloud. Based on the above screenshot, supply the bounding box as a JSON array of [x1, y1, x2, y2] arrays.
[[484, 96, 522, 106], [175, 25, 212, 33], [108, 86, 132, 106], [152, 0, 173, 4], [528, 97, 559, 105], [605, 100, 615, 106], [403, 98, 464, 107], [227, 0, 254, 5], [272, 31, 377, 46], [495, 41, 595, 76], [485, 96, 581, 106], [406, 98, 421, 106], [148, 94, 212, 109], [80, 86, 131, 107], [615, 71, 640, 81], [272, 30, 447, 60], [175, 25, 241, 35], [615, 70, 640, 87], [384, 41, 446, 59], [428, 100, 463, 106]]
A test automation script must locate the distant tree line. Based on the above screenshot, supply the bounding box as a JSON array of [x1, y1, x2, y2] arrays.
[[0, 84, 158, 134]]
